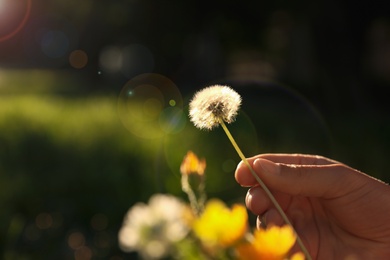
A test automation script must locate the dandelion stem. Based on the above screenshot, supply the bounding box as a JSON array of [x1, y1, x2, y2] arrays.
[[219, 119, 312, 260]]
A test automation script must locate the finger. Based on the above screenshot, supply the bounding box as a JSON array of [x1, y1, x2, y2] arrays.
[[246, 186, 292, 215], [251, 158, 362, 198], [247, 153, 339, 166], [263, 208, 284, 227], [255, 209, 285, 229], [235, 160, 259, 187], [235, 154, 338, 187], [236, 157, 360, 198], [246, 186, 270, 215]]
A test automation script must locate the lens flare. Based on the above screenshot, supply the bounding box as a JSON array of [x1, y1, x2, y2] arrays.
[[118, 73, 185, 139], [0, 0, 31, 42]]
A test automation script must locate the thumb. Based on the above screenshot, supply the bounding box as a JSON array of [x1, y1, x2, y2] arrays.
[[253, 158, 360, 199]]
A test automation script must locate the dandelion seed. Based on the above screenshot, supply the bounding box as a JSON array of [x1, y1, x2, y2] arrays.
[[189, 85, 241, 130]]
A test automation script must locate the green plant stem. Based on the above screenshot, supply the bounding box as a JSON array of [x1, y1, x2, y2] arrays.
[[219, 120, 312, 260], [181, 174, 200, 216]]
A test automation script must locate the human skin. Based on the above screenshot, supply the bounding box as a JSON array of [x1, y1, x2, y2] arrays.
[[235, 153, 390, 259]]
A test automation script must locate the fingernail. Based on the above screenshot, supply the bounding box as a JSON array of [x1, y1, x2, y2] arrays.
[[254, 159, 280, 175]]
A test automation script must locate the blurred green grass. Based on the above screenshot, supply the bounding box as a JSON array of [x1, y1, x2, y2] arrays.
[[0, 93, 159, 259]]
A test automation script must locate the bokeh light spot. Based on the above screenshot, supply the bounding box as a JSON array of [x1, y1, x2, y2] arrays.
[[169, 99, 176, 106], [118, 73, 184, 139], [99, 44, 154, 78], [222, 159, 236, 173], [99, 46, 122, 74], [35, 212, 53, 229], [69, 49, 88, 69], [68, 231, 85, 250], [74, 246, 93, 260], [41, 30, 69, 58]]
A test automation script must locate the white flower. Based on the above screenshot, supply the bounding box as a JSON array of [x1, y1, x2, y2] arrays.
[[189, 85, 241, 130], [118, 194, 189, 259]]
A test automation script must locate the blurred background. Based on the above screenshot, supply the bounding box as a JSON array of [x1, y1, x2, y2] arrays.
[[1, 0, 389, 259]]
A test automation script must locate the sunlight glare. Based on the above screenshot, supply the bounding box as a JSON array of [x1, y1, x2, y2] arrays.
[[0, 0, 32, 42]]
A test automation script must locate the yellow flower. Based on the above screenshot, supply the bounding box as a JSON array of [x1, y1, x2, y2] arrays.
[[235, 225, 297, 260], [189, 85, 241, 130], [180, 151, 206, 176], [192, 199, 248, 248], [291, 252, 305, 260]]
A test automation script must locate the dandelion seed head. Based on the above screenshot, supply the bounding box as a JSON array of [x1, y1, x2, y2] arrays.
[[189, 85, 241, 130], [118, 194, 189, 258]]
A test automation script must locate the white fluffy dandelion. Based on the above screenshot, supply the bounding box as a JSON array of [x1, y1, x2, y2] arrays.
[[189, 85, 241, 130], [118, 194, 189, 259]]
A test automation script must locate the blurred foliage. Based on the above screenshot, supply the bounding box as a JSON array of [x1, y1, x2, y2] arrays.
[[0, 92, 155, 259], [0, 69, 89, 95]]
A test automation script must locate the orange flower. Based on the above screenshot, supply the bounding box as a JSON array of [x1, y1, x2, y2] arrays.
[[236, 225, 297, 260], [180, 151, 206, 176], [192, 199, 248, 248], [291, 252, 305, 260]]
